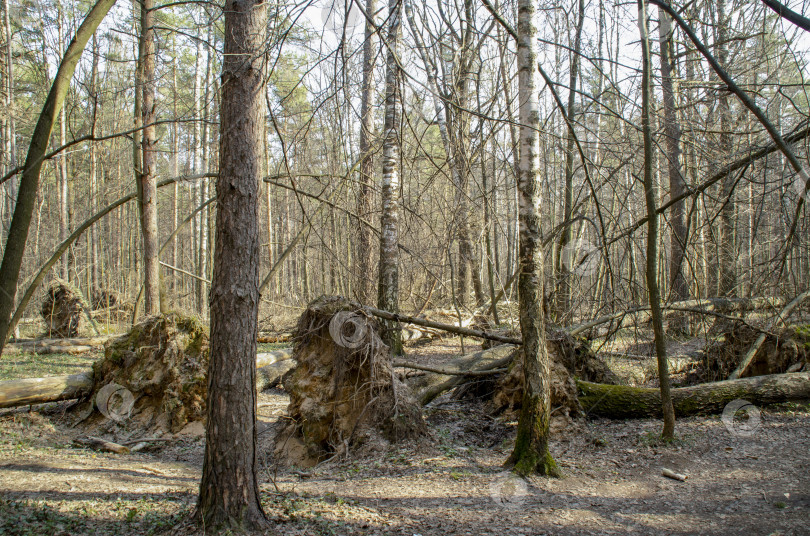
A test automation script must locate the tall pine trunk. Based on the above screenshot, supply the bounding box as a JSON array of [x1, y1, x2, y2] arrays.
[[197, 0, 269, 529], [554, 0, 584, 323], [658, 8, 689, 331]]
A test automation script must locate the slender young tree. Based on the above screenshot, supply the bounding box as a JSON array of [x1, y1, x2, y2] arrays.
[[137, 0, 160, 315], [356, 0, 377, 304], [658, 7, 689, 330], [639, 0, 675, 440], [506, 0, 559, 477], [197, 0, 270, 529], [555, 0, 585, 322], [377, 0, 403, 354]]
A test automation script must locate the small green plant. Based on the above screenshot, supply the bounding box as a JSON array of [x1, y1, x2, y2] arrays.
[[775, 501, 787, 509]]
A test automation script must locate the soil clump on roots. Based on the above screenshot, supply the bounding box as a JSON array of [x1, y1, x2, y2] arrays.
[[70, 313, 209, 441], [40, 280, 87, 338], [275, 296, 428, 467]]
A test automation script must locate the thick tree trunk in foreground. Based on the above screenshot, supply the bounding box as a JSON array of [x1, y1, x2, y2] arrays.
[[197, 0, 269, 530], [639, 0, 676, 440], [506, 0, 559, 477], [377, 0, 403, 355], [0, 0, 116, 356], [137, 0, 160, 315], [578, 372, 810, 419]]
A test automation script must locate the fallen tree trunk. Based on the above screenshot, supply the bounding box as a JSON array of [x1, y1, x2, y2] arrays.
[[5, 335, 116, 355], [0, 348, 295, 410], [256, 359, 296, 391], [0, 371, 94, 408], [578, 372, 810, 418], [402, 345, 518, 405], [363, 305, 521, 345], [569, 296, 789, 336]]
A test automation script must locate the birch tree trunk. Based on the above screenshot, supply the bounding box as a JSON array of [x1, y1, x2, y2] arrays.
[[506, 0, 559, 477], [377, 0, 403, 354], [639, 0, 675, 440], [196, 0, 269, 529]]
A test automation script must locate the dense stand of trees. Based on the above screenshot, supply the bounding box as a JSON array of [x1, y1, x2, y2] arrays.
[[0, 0, 806, 331]]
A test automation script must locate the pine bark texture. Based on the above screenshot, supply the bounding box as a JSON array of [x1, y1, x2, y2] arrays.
[[138, 0, 160, 315], [506, 0, 558, 478], [377, 0, 402, 354], [197, 0, 269, 530]]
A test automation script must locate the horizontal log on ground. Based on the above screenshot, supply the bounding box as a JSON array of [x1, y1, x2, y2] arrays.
[[577, 372, 810, 418], [0, 348, 296, 409], [256, 347, 293, 368], [0, 371, 94, 409], [404, 345, 518, 406], [258, 333, 294, 343], [256, 359, 296, 391], [363, 305, 521, 345], [5, 335, 117, 355], [570, 296, 789, 336]]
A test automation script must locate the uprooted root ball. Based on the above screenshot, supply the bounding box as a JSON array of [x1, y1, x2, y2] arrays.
[[73, 313, 209, 439], [275, 296, 427, 467], [490, 330, 621, 419], [41, 280, 87, 338]]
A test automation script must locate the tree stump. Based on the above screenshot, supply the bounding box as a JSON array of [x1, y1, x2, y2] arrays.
[[40, 280, 86, 338], [275, 296, 427, 467]]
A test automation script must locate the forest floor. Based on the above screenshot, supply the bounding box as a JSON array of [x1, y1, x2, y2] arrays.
[[0, 337, 808, 536]]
